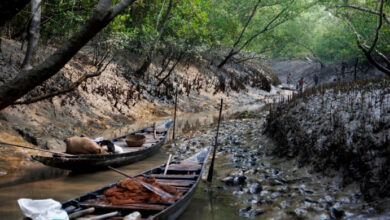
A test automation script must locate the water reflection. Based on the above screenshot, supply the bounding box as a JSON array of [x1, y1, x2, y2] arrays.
[[180, 183, 246, 220]]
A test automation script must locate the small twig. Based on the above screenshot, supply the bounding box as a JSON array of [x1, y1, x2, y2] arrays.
[[13, 56, 113, 105]]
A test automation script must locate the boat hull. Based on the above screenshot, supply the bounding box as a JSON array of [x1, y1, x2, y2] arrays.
[[60, 148, 210, 220], [31, 121, 172, 171]]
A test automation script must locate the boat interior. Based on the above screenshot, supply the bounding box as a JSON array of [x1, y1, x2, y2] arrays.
[[62, 156, 205, 219]]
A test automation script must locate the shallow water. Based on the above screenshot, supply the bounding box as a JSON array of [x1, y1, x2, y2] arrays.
[[0, 150, 168, 219], [0, 150, 251, 220]]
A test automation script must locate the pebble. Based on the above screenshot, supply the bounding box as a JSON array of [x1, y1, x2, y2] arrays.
[[270, 192, 281, 199], [239, 206, 264, 218], [248, 183, 262, 194], [234, 175, 247, 185], [329, 207, 344, 219], [221, 176, 234, 186]]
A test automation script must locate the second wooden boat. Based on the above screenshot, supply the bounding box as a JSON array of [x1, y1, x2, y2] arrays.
[[60, 148, 210, 219], [32, 120, 173, 172]]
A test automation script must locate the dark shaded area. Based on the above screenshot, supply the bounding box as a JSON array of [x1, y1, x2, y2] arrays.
[[0, 0, 29, 28]]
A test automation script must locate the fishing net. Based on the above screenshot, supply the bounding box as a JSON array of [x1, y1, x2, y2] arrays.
[[102, 177, 182, 205]]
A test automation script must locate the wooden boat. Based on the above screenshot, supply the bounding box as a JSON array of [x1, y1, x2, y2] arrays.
[[61, 148, 210, 220], [32, 120, 173, 172]]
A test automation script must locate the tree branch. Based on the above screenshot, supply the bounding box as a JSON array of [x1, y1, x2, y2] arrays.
[[345, 8, 390, 76], [14, 57, 113, 105], [237, 6, 289, 52], [232, 0, 262, 49], [368, 0, 384, 54], [332, 4, 390, 25], [0, 0, 136, 111], [157, 51, 183, 87]]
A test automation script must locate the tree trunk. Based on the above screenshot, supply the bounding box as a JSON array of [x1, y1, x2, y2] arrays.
[[133, 0, 173, 76], [157, 52, 183, 87], [134, 58, 152, 77], [354, 58, 358, 80], [0, 0, 136, 111], [0, 0, 30, 28], [218, 50, 236, 68], [21, 0, 41, 70]]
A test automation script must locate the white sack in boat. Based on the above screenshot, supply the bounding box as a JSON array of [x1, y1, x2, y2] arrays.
[[114, 144, 123, 153], [124, 211, 142, 220], [18, 198, 69, 220]]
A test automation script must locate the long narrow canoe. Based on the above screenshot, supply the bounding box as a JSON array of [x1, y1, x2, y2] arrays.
[[32, 120, 173, 172], [61, 148, 210, 220]]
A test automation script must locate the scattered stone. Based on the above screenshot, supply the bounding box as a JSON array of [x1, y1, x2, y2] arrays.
[[329, 207, 344, 219], [221, 176, 234, 186], [248, 183, 262, 194], [234, 175, 247, 185], [270, 192, 281, 199], [239, 206, 264, 218], [304, 198, 319, 204]]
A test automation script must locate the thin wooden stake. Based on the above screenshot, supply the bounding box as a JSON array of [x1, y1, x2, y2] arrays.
[[163, 154, 173, 175], [172, 87, 178, 141], [0, 141, 73, 157], [207, 99, 223, 183], [153, 122, 156, 139]]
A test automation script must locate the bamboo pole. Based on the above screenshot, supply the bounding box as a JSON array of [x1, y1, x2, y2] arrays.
[[0, 141, 73, 156], [163, 154, 173, 175], [69, 208, 95, 219], [207, 99, 223, 183], [172, 87, 178, 141]]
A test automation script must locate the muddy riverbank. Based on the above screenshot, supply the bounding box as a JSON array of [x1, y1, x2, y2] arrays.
[[167, 108, 390, 219]]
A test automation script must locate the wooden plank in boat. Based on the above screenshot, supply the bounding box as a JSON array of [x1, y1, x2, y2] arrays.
[[80, 200, 167, 211], [150, 174, 197, 180], [156, 179, 195, 187], [167, 163, 202, 172]]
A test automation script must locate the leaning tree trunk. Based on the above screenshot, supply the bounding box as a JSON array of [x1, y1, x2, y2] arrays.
[[133, 0, 174, 76], [0, 0, 30, 28], [21, 0, 41, 70], [0, 0, 136, 111], [218, 50, 237, 68], [134, 58, 152, 77]]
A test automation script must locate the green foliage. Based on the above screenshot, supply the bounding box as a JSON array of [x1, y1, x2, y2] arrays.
[[3, 0, 389, 65]]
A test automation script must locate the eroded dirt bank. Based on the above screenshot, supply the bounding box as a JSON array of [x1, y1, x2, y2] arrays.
[[0, 38, 280, 175]]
